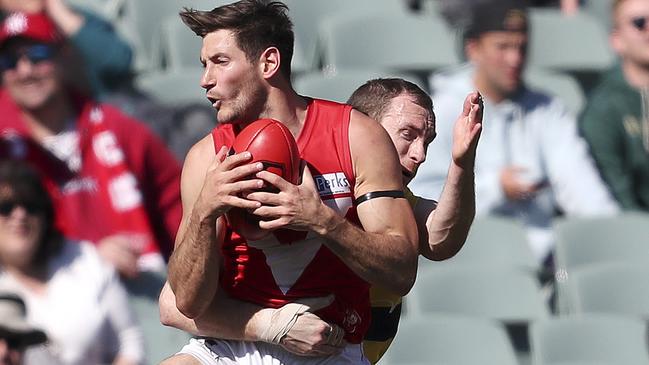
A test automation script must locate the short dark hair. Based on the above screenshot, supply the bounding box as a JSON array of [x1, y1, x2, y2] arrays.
[[179, 0, 294, 79], [0, 160, 63, 267], [347, 78, 435, 129]]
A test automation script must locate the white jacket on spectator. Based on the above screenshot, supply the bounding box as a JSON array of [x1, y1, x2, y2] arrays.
[[0, 241, 144, 365], [411, 65, 619, 262]]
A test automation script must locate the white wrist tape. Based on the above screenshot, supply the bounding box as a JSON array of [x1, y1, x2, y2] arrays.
[[259, 303, 309, 344]]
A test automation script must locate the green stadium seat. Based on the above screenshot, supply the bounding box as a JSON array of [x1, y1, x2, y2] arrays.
[[530, 314, 649, 365], [562, 263, 649, 318], [318, 12, 459, 75], [293, 69, 425, 103], [382, 315, 519, 365]]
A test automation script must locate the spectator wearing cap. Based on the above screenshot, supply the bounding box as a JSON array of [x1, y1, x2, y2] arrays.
[[0, 12, 182, 278], [437, 0, 581, 30], [579, 0, 649, 212], [0, 160, 144, 365], [410, 0, 619, 265], [0, 0, 133, 99], [0, 293, 47, 365]]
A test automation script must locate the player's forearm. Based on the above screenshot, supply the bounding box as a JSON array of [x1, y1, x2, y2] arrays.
[[159, 282, 268, 341], [167, 208, 222, 319], [318, 205, 418, 296], [423, 161, 475, 260]]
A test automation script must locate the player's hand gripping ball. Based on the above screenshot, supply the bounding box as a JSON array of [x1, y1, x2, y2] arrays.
[[226, 119, 301, 241]]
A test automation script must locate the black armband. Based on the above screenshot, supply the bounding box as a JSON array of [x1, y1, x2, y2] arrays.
[[354, 190, 406, 206]]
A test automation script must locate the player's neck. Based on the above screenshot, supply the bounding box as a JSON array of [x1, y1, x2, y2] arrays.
[[21, 95, 74, 142], [622, 59, 649, 89], [262, 86, 309, 139]]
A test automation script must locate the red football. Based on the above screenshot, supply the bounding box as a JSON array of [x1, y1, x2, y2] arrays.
[[226, 119, 301, 241], [230, 118, 300, 185]]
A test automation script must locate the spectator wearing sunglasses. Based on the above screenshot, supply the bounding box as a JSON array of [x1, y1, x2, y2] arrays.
[[579, 0, 649, 212], [0, 293, 47, 365], [0, 160, 145, 365], [0, 12, 182, 279], [0, 0, 133, 99]]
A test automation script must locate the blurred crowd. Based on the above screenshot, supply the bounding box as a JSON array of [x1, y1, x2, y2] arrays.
[[0, 0, 647, 364]]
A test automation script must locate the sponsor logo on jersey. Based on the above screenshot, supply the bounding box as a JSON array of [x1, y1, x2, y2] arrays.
[[314, 172, 350, 196], [343, 308, 361, 334]]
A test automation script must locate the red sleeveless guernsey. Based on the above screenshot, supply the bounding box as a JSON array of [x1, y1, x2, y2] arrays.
[[211, 99, 370, 343]]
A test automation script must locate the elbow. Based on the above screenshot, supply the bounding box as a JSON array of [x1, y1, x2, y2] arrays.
[[393, 254, 418, 297], [159, 305, 177, 328], [426, 227, 472, 261], [175, 296, 206, 320], [428, 244, 463, 261], [395, 268, 417, 297], [158, 283, 182, 327], [160, 281, 204, 321]]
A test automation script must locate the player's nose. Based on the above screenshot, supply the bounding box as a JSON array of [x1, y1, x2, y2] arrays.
[[200, 64, 216, 90], [410, 142, 426, 164]]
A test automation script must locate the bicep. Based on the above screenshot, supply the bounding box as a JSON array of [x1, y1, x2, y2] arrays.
[[349, 111, 417, 238], [349, 110, 404, 197]]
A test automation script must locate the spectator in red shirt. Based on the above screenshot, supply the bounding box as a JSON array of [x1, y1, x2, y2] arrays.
[[0, 12, 182, 278]]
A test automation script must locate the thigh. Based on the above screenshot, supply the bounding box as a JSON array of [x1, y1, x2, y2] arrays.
[[159, 354, 203, 365], [175, 338, 239, 365]]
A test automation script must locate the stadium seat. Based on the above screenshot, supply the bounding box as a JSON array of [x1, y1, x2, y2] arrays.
[[541, 363, 615, 365], [554, 212, 649, 274], [408, 266, 548, 322], [110, 0, 181, 71], [382, 315, 519, 365], [112, 0, 232, 72], [293, 69, 425, 103], [431, 215, 539, 273], [528, 9, 614, 73], [530, 314, 649, 365], [527, 9, 614, 91], [283, 0, 408, 70], [553, 212, 649, 314], [524, 67, 585, 115], [134, 68, 208, 106], [318, 12, 459, 75], [158, 16, 203, 71], [537, 363, 615, 365], [582, 0, 614, 31], [407, 265, 546, 364], [562, 263, 649, 318]]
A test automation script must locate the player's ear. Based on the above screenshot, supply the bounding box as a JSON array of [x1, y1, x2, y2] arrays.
[[259, 47, 281, 79]]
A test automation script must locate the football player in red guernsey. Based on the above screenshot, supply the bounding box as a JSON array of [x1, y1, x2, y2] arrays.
[[159, 1, 418, 364]]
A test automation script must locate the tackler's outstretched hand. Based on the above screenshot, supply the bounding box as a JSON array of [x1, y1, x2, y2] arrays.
[[248, 163, 328, 233], [452, 91, 484, 168]]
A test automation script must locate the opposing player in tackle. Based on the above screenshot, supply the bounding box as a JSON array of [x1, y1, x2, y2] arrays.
[[347, 78, 482, 363], [162, 1, 418, 364]]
